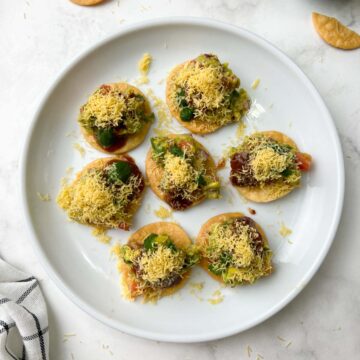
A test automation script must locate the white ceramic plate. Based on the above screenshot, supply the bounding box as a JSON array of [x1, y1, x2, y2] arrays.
[[20, 18, 344, 342]]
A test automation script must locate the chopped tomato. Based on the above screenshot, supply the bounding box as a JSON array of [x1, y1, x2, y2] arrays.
[[100, 84, 111, 94], [129, 281, 138, 295], [178, 140, 194, 153], [119, 222, 130, 231], [296, 152, 312, 171]]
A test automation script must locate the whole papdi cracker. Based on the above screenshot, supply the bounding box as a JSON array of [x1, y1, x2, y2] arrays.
[[70, 0, 105, 6], [312, 12, 360, 50]]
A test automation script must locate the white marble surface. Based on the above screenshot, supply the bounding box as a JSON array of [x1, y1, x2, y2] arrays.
[[0, 0, 359, 359]]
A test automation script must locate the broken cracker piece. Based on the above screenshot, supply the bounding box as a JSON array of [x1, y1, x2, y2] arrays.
[[312, 12, 360, 50], [70, 0, 104, 6]]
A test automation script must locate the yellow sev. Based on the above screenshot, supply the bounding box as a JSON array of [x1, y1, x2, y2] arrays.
[[57, 168, 141, 228]]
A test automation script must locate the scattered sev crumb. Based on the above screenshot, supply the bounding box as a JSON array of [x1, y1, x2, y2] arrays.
[[256, 354, 264, 360], [138, 53, 152, 75], [37, 192, 51, 202], [92, 227, 112, 244], [279, 222, 292, 237], [66, 166, 74, 175], [73, 143, 85, 157], [236, 122, 246, 138], [157, 78, 164, 85], [137, 53, 152, 84], [248, 207, 256, 215], [62, 333, 76, 342], [146, 88, 174, 135], [60, 176, 68, 186], [216, 158, 226, 170], [247, 345, 253, 357], [251, 78, 261, 89], [277, 335, 292, 348], [208, 289, 224, 305], [111, 243, 122, 258], [189, 282, 204, 301], [154, 206, 172, 219], [190, 282, 204, 291]]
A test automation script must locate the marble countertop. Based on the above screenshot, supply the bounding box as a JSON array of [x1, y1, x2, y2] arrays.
[[1, 0, 359, 359]]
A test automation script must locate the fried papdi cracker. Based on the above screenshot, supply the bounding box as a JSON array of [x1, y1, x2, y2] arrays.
[[236, 131, 300, 203], [312, 12, 360, 50], [196, 212, 271, 284], [70, 0, 105, 6]]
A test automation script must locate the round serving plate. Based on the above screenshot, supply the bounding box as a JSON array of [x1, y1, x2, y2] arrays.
[[20, 17, 344, 342]]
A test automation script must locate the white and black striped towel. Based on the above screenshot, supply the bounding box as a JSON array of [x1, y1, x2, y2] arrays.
[[0, 258, 49, 360]]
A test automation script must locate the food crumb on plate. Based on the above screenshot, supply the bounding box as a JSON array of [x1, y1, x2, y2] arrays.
[[92, 227, 112, 244], [208, 289, 224, 305], [73, 143, 85, 157], [154, 205, 172, 219], [37, 192, 51, 202], [251, 78, 261, 89], [247, 345, 252, 357], [236, 122, 246, 138], [279, 222, 292, 237], [137, 52, 152, 84], [248, 207, 256, 215]]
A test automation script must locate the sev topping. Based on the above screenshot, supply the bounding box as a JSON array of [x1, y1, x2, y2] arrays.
[[57, 162, 143, 229], [230, 133, 301, 188], [137, 246, 185, 284], [202, 217, 272, 286], [151, 135, 220, 208], [117, 233, 200, 300], [169, 54, 250, 125]]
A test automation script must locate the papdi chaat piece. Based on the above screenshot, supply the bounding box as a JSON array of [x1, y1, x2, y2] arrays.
[[116, 222, 200, 301], [57, 156, 145, 230], [78, 83, 154, 154], [229, 131, 312, 202], [146, 134, 220, 210], [166, 54, 250, 134], [197, 213, 272, 286]]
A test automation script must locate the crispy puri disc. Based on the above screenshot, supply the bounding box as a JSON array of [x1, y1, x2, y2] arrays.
[[70, 0, 105, 6], [121, 222, 192, 300], [80, 83, 153, 154], [196, 212, 270, 284], [312, 12, 360, 50], [70, 155, 145, 229], [166, 63, 230, 135], [145, 134, 218, 210], [235, 131, 300, 203]]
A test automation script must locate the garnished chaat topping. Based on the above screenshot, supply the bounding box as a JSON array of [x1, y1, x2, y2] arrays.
[[170, 54, 250, 125], [57, 158, 145, 229], [230, 133, 311, 188], [150, 135, 220, 210], [119, 233, 199, 296], [79, 84, 154, 150], [202, 216, 272, 286]]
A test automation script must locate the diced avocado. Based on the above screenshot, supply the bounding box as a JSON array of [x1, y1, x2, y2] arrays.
[[121, 246, 134, 264], [196, 174, 207, 186], [208, 263, 223, 275], [144, 233, 158, 251], [169, 145, 184, 157], [204, 181, 220, 190], [151, 137, 167, 155]]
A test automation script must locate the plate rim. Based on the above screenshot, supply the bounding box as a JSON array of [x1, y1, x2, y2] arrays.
[[19, 16, 345, 343]]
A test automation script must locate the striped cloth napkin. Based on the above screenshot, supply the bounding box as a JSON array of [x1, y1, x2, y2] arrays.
[[0, 258, 49, 360]]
